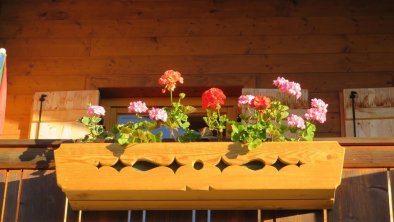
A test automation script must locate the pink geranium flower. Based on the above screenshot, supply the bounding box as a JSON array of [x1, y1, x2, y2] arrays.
[[304, 98, 328, 123], [287, 114, 306, 129], [87, 105, 105, 116], [128, 101, 148, 113], [148, 107, 168, 122], [273, 77, 302, 99], [238, 95, 255, 106]]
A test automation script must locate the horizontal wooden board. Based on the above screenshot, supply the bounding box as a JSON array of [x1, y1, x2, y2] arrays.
[[87, 74, 256, 89], [256, 73, 393, 93], [345, 119, 394, 137], [90, 35, 394, 56], [343, 87, 394, 109], [69, 199, 334, 210], [5, 94, 33, 115], [343, 146, 394, 168], [2, 17, 394, 38], [8, 54, 394, 77], [2, 38, 91, 57], [7, 75, 87, 95], [32, 90, 99, 111], [0, 147, 54, 169], [31, 110, 87, 122], [2, 0, 394, 20], [29, 122, 88, 140], [345, 107, 394, 120]]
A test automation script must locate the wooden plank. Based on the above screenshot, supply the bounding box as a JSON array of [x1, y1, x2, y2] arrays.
[[328, 168, 390, 222], [70, 200, 334, 211], [343, 87, 394, 109], [18, 170, 65, 222], [143, 210, 195, 222], [0, 148, 55, 169], [32, 90, 99, 111], [0, 170, 6, 221], [7, 75, 86, 95], [87, 74, 256, 89], [262, 210, 323, 222], [211, 210, 257, 222], [90, 35, 394, 56], [390, 169, 394, 220], [79, 211, 128, 222], [257, 73, 393, 93], [8, 55, 394, 77], [343, 146, 394, 168], [3, 17, 394, 39], [0, 114, 31, 139], [2, 170, 22, 222], [29, 90, 99, 140], [345, 119, 394, 137], [31, 110, 88, 122], [316, 137, 394, 145], [3, 38, 91, 57], [2, 0, 394, 20]]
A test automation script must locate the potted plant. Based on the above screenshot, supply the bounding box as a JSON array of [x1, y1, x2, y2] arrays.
[[55, 71, 345, 210]]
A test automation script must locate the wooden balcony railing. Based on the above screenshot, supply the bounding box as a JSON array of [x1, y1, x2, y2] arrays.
[[0, 138, 393, 222]]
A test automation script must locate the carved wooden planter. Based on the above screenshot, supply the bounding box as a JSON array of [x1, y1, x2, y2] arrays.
[[54, 141, 345, 210]]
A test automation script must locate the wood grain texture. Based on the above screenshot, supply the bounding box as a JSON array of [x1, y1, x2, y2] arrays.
[[2, 17, 394, 39], [2, 0, 394, 141], [328, 168, 391, 222], [343, 87, 394, 137], [2, 0, 394, 20], [0, 148, 55, 169], [18, 170, 65, 222], [55, 142, 345, 210], [262, 210, 323, 222], [29, 90, 99, 140], [391, 169, 394, 219], [0, 170, 6, 221], [2, 170, 22, 222]]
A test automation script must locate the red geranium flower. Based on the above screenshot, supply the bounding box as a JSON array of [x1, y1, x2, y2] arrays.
[[159, 70, 184, 93], [202, 88, 226, 110], [250, 96, 271, 111]]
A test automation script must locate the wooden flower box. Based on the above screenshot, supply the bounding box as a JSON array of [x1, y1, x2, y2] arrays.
[[54, 141, 345, 210]]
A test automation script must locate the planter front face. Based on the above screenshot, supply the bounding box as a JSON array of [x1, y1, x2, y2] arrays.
[[55, 141, 345, 210]]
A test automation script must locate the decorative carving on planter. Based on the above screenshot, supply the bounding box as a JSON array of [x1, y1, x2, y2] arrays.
[[55, 142, 345, 210]]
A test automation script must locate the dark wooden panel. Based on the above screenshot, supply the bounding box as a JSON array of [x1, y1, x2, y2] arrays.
[[82, 211, 128, 222], [2, 17, 394, 39], [8, 55, 394, 77], [0, 148, 54, 169], [391, 169, 394, 218], [3, 170, 22, 222], [2, 0, 394, 20], [18, 170, 65, 222], [144, 210, 194, 222], [0, 170, 6, 220], [211, 210, 257, 222], [3, 38, 91, 57], [343, 146, 394, 168], [328, 168, 390, 222], [262, 210, 323, 222]]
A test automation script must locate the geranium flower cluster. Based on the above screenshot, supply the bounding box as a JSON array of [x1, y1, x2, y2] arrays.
[[305, 99, 328, 124], [232, 76, 327, 148], [79, 72, 328, 148], [273, 77, 302, 99]]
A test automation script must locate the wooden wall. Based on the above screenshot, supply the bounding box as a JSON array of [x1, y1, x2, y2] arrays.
[[1, 0, 394, 139]]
